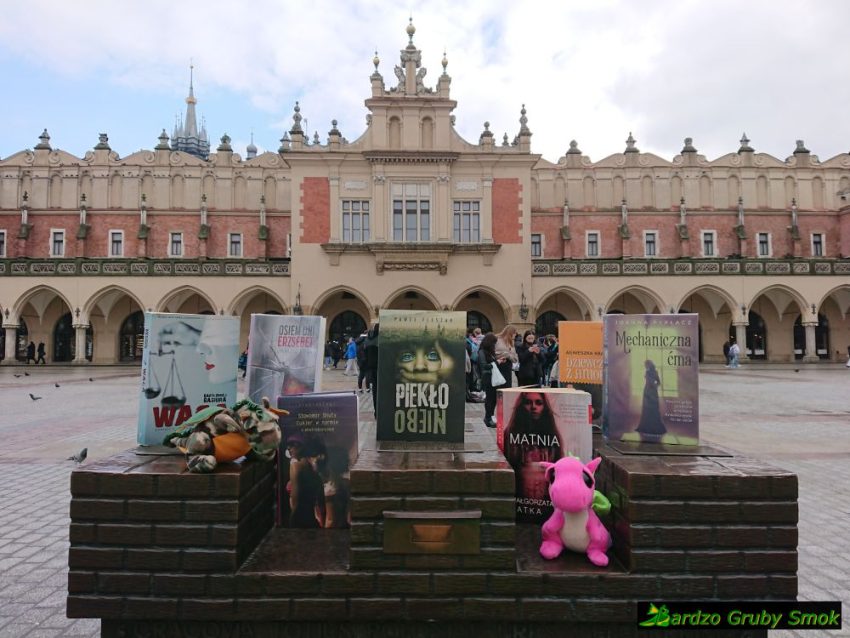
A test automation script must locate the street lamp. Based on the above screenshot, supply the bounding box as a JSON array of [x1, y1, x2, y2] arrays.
[[519, 285, 529, 320]]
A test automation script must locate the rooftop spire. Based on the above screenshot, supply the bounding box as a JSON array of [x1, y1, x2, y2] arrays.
[[184, 64, 199, 139]]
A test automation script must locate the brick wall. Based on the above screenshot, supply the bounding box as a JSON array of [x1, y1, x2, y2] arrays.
[[492, 179, 522, 244], [300, 178, 330, 244]]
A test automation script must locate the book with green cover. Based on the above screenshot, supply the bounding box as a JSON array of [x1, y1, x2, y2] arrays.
[[376, 309, 467, 442]]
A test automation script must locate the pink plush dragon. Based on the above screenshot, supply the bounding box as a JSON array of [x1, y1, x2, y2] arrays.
[[539, 456, 612, 566]]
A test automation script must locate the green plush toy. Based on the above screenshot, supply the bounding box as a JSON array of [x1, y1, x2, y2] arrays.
[[163, 398, 284, 473]]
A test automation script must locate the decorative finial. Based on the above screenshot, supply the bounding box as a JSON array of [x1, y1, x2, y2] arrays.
[[502, 133, 509, 147], [279, 132, 291, 153], [406, 17, 416, 43], [94, 133, 110, 150], [739, 133, 753, 153], [519, 104, 531, 135], [156, 129, 170, 150], [682, 137, 697, 153], [794, 140, 809, 154], [567, 140, 581, 155], [329, 119, 341, 136], [290, 101, 303, 134], [479, 121, 493, 141], [373, 50, 380, 71], [442, 49, 448, 73], [217, 133, 232, 151], [624, 132, 638, 153], [35, 129, 52, 150], [313, 131, 320, 145]]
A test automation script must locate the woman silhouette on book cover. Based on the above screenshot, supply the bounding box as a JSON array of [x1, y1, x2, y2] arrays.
[[633, 359, 667, 442]]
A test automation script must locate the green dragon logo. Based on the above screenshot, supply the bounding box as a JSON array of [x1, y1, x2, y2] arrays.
[[639, 603, 671, 627]]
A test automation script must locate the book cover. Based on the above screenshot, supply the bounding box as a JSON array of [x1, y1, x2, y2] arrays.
[[376, 309, 467, 443], [602, 313, 699, 445], [137, 312, 239, 446], [246, 314, 326, 404], [496, 387, 593, 524], [558, 320, 603, 423], [276, 392, 359, 529]]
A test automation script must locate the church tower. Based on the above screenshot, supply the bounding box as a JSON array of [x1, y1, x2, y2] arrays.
[[170, 65, 210, 159]]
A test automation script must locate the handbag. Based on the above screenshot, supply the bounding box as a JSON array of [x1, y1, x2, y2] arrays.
[[490, 361, 507, 387]]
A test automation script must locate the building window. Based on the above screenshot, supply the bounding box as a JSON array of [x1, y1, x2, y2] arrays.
[[0, 230, 5, 258], [51, 229, 65, 257], [586, 231, 600, 258], [811, 233, 824, 257], [342, 200, 370, 243], [392, 183, 430, 242], [452, 201, 480, 243], [229, 233, 243, 257], [644, 231, 658, 257], [757, 232, 771, 257], [109, 230, 124, 257], [701, 231, 716, 257], [531, 233, 542, 257], [169, 232, 183, 257]]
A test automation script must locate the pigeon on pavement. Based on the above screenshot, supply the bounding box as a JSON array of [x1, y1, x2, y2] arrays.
[[67, 448, 88, 464], [13, 374, 22, 378], [24, 371, 30, 376], [29, 393, 42, 401], [55, 383, 61, 388]]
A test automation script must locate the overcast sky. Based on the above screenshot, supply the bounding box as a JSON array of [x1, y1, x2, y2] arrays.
[[1, 0, 848, 165]]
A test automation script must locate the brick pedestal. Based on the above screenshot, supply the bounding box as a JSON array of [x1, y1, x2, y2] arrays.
[[68, 432, 795, 637]]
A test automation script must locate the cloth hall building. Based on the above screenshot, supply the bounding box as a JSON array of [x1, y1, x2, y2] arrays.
[[1, 23, 850, 365]]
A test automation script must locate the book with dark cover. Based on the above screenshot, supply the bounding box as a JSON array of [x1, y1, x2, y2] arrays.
[[496, 387, 592, 524], [602, 313, 699, 445], [376, 309, 467, 443], [276, 392, 359, 528], [137, 312, 239, 446], [558, 320, 603, 423], [246, 314, 325, 404]]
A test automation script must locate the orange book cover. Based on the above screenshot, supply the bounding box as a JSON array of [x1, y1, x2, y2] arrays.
[[558, 321, 603, 422]]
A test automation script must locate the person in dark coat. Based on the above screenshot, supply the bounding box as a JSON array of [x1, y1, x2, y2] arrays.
[[477, 332, 500, 428], [36, 342, 47, 365], [516, 330, 544, 387], [26, 341, 36, 364], [363, 324, 380, 417], [355, 333, 369, 392]]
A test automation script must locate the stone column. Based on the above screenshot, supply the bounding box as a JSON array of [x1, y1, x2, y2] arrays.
[[2, 326, 17, 364], [73, 324, 89, 364], [802, 322, 819, 363], [734, 322, 748, 362]]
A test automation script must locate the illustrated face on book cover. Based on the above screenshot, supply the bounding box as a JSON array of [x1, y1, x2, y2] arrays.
[[196, 320, 239, 385], [396, 339, 454, 384], [521, 392, 547, 420]]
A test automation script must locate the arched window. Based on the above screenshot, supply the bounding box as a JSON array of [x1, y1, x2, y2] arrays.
[[119, 311, 145, 362], [793, 314, 829, 360], [466, 311, 492, 334], [54, 313, 92, 362], [15, 319, 28, 361], [329, 311, 366, 343], [535, 311, 566, 337]]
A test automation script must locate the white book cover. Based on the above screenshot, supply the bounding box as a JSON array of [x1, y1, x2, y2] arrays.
[[137, 312, 239, 445], [246, 314, 325, 404]]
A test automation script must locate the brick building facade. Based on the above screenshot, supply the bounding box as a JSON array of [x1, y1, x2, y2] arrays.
[[2, 24, 849, 364]]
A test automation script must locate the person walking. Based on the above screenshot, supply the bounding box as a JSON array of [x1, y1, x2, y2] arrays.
[[36, 342, 47, 365], [494, 325, 518, 388], [331, 340, 342, 369], [722, 341, 731, 367], [26, 341, 36, 364], [355, 332, 369, 392], [477, 332, 501, 428], [323, 340, 333, 370], [343, 337, 358, 376], [728, 340, 741, 368]]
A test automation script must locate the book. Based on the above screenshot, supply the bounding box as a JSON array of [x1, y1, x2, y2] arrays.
[[137, 312, 239, 446], [376, 309, 467, 443], [246, 314, 326, 404], [602, 313, 699, 445], [496, 387, 593, 524], [276, 392, 359, 529], [558, 320, 603, 423]]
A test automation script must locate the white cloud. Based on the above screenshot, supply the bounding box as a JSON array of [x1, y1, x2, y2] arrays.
[[1, 0, 848, 162]]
